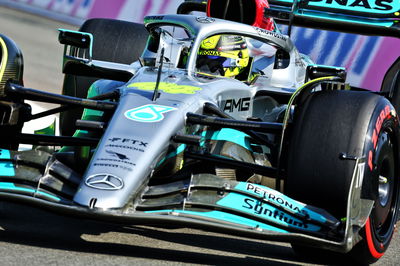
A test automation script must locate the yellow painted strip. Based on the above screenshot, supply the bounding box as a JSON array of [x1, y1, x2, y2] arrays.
[[128, 82, 202, 95], [0, 37, 8, 84]]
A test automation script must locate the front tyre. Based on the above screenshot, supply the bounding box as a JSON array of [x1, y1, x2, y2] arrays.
[[285, 90, 400, 264]]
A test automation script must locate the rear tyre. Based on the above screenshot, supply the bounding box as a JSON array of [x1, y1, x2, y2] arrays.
[[60, 18, 148, 136], [285, 90, 400, 264]]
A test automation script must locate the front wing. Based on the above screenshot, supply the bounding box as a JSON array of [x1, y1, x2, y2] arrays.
[[0, 148, 374, 252]]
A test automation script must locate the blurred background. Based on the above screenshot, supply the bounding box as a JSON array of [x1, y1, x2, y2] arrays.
[[0, 0, 398, 92]]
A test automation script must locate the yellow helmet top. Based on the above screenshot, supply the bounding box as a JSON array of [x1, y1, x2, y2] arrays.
[[196, 35, 250, 78]]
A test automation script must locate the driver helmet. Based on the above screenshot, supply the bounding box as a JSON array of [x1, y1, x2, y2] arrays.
[[196, 35, 250, 78]]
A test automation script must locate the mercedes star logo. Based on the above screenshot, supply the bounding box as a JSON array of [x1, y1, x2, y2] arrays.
[[196, 17, 215, 23], [85, 174, 124, 190]]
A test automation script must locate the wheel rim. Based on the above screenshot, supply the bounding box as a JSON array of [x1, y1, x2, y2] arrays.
[[371, 129, 398, 243], [378, 174, 390, 206]]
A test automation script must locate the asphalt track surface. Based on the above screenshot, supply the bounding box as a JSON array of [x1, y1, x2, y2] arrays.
[[0, 6, 399, 266]]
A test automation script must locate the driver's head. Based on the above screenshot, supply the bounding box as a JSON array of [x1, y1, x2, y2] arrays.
[[196, 35, 250, 78]]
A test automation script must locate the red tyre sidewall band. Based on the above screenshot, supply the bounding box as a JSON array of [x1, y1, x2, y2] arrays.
[[365, 218, 384, 259], [365, 103, 397, 258]]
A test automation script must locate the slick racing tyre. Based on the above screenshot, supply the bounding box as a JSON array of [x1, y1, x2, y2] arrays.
[[381, 57, 400, 114], [285, 90, 400, 264], [60, 18, 148, 136]]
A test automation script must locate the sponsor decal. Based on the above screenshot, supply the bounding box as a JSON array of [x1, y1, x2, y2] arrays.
[[216, 183, 329, 231], [127, 82, 201, 95], [219, 44, 246, 50], [125, 104, 176, 123], [108, 138, 148, 147], [96, 158, 136, 167], [96, 158, 135, 166], [220, 97, 251, 112], [201, 36, 218, 49], [254, 28, 288, 41], [368, 105, 392, 171], [198, 50, 222, 56], [106, 150, 129, 160], [304, 0, 399, 12], [196, 16, 215, 23], [104, 144, 145, 153], [242, 198, 312, 229], [244, 184, 307, 216], [222, 35, 245, 43], [105, 137, 147, 153], [145, 15, 165, 21], [371, 105, 391, 150], [242, 183, 327, 223], [85, 173, 124, 190], [217, 190, 321, 231], [95, 150, 136, 168], [93, 163, 133, 172]]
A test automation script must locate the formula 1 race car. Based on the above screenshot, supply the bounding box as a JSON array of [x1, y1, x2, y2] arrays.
[[0, 0, 399, 264]]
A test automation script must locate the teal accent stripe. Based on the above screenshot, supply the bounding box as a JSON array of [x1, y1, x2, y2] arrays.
[[158, 128, 252, 168], [0, 182, 61, 201], [0, 149, 15, 176], [202, 128, 252, 150], [302, 12, 394, 27], [146, 209, 288, 233]]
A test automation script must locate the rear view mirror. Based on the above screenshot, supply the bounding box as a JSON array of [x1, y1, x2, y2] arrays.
[[58, 29, 93, 49], [306, 65, 347, 82]]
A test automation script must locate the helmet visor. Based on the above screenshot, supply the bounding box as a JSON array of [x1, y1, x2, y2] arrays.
[[196, 55, 239, 76]]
